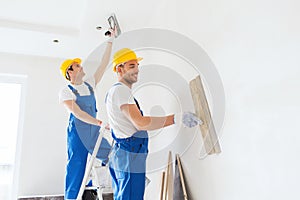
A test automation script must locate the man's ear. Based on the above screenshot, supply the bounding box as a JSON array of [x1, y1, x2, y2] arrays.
[[117, 66, 122, 73], [68, 70, 74, 78]]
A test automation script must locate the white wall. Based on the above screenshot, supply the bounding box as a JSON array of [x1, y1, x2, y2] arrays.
[[0, 53, 68, 196], [1, 0, 300, 199], [153, 0, 300, 199]]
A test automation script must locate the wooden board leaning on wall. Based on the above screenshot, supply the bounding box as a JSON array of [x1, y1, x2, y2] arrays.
[[189, 75, 221, 155]]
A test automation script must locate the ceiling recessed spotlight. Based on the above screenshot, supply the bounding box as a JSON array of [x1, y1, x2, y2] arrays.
[[96, 26, 102, 30], [53, 39, 59, 43]]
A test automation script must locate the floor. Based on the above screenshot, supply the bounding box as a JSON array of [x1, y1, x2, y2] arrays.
[[17, 192, 113, 200], [18, 195, 63, 200]]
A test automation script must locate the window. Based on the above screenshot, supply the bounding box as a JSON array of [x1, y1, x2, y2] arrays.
[[0, 74, 27, 200]]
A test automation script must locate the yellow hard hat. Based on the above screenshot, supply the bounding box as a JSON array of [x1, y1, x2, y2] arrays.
[[60, 58, 81, 80], [112, 48, 143, 72]]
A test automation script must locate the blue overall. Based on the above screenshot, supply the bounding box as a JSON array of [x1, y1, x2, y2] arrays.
[[106, 83, 149, 200], [65, 82, 111, 200]]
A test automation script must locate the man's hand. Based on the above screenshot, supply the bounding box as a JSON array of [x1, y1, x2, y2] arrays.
[[96, 119, 103, 126], [182, 112, 203, 128], [174, 112, 203, 128], [104, 123, 110, 130], [110, 27, 117, 38]]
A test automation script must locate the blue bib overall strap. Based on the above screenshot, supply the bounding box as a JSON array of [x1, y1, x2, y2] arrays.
[[65, 82, 111, 200], [106, 83, 149, 200]]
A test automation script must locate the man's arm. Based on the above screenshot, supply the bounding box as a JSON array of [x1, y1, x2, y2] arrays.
[[94, 41, 113, 85], [63, 100, 102, 126], [120, 104, 174, 131]]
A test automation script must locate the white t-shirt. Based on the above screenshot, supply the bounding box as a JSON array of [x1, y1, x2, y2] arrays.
[[106, 82, 137, 138], [59, 77, 96, 104]]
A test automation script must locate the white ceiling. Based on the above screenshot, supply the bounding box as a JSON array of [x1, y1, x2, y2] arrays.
[[0, 0, 162, 59]]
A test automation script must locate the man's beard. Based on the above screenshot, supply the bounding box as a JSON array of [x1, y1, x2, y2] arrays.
[[123, 73, 137, 85]]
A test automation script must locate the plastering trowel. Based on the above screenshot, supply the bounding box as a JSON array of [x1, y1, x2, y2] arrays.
[[105, 13, 121, 38]]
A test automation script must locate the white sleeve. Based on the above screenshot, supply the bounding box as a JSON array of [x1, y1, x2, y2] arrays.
[[58, 87, 75, 104], [113, 86, 135, 109]]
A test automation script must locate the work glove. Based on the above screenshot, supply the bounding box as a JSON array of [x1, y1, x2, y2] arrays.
[[175, 112, 203, 128]]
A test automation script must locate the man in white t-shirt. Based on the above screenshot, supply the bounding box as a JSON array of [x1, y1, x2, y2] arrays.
[[58, 30, 115, 200], [105, 48, 202, 200]]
